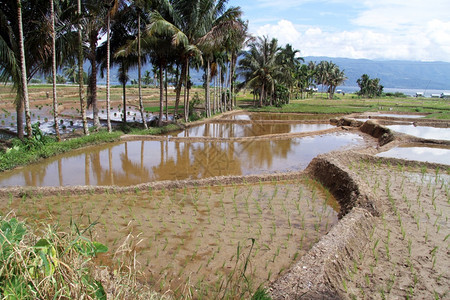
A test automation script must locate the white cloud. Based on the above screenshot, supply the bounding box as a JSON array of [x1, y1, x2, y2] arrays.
[[257, 20, 301, 46], [251, 10, 450, 62]]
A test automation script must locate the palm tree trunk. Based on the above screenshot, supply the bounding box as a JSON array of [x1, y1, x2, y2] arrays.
[[205, 59, 211, 118], [231, 53, 237, 108], [17, 0, 32, 138], [88, 30, 100, 128], [106, 11, 112, 132], [174, 62, 185, 118], [229, 60, 233, 110], [259, 83, 264, 107], [137, 14, 147, 129], [218, 65, 223, 112], [16, 97, 24, 140], [78, 0, 89, 135], [158, 64, 163, 127], [165, 67, 168, 122], [212, 75, 216, 114], [50, 0, 60, 141], [183, 58, 189, 122], [122, 79, 127, 124]]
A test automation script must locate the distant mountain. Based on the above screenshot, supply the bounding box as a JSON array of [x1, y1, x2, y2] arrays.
[[40, 57, 449, 90], [304, 57, 450, 90]]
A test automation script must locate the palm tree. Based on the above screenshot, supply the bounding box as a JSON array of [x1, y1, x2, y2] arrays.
[[77, 0, 89, 135], [135, 2, 148, 129], [1, 0, 49, 139], [147, 0, 242, 122], [17, 0, 32, 138], [277, 44, 303, 103], [50, 0, 61, 141], [104, 0, 120, 133], [326, 65, 347, 99], [238, 36, 281, 107]]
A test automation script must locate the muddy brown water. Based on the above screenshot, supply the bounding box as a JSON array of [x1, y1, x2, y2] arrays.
[[221, 112, 336, 121], [386, 124, 450, 140], [169, 122, 335, 138], [376, 144, 450, 165], [0, 132, 365, 187]]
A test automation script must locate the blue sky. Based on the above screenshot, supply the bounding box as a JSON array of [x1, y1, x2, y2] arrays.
[[231, 0, 450, 62]]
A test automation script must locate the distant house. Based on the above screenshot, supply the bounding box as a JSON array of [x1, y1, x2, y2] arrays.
[[415, 92, 424, 97], [431, 94, 441, 98], [441, 93, 450, 99]]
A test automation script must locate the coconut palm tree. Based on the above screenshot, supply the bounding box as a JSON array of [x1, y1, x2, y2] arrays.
[[104, 0, 120, 133], [1, 0, 53, 139], [77, 0, 89, 135], [238, 36, 281, 107], [16, 0, 32, 138], [147, 0, 242, 122], [50, 0, 61, 141], [327, 65, 347, 99], [277, 44, 303, 103], [135, 1, 149, 129]]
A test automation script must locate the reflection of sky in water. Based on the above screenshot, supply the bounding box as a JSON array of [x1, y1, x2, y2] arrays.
[[376, 114, 426, 118], [405, 172, 450, 185], [376, 146, 450, 165], [0, 132, 364, 187], [387, 125, 450, 141]]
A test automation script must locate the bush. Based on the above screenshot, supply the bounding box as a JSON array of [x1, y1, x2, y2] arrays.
[[0, 214, 108, 299]]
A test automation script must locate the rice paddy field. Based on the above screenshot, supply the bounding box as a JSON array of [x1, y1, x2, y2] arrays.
[[0, 178, 338, 298]]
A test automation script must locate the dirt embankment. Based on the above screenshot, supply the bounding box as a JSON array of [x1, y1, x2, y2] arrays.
[[270, 150, 449, 299]]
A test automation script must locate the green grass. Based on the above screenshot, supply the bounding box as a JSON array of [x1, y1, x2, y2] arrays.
[[144, 105, 184, 113], [425, 112, 450, 119], [247, 102, 374, 114], [0, 130, 122, 172]]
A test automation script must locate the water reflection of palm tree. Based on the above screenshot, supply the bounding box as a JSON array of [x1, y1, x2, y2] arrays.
[[23, 167, 47, 187], [237, 138, 299, 170], [151, 140, 243, 180]]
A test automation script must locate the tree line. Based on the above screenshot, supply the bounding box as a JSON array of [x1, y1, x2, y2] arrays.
[[1, 0, 353, 141]]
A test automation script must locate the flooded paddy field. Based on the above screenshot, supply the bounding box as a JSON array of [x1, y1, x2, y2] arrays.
[[386, 124, 450, 140], [170, 122, 335, 138], [0, 132, 366, 187], [0, 179, 339, 298], [1, 108, 449, 299], [376, 144, 450, 165]]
